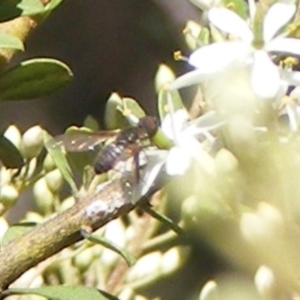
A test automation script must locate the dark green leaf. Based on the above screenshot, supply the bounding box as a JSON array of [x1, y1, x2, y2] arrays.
[[43, 131, 78, 193], [0, 134, 24, 168], [87, 234, 136, 266], [0, 58, 73, 101], [0, 33, 24, 50], [0, 0, 44, 22], [142, 205, 184, 236], [6, 286, 116, 300], [1, 222, 37, 245]]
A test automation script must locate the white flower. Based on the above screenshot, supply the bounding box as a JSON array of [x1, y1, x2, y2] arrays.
[[171, 2, 300, 103], [135, 110, 223, 197], [161, 109, 222, 176]]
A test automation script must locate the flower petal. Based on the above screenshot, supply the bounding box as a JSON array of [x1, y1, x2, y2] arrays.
[[161, 109, 189, 140], [166, 134, 204, 176], [283, 70, 300, 86], [190, 41, 251, 69], [208, 7, 253, 42], [169, 70, 207, 90], [166, 146, 191, 176], [263, 2, 296, 42], [139, 149, 168, 196], [183, 110, 224, 137], [251, 50, 280, 99], [265, 38, 300, 56]]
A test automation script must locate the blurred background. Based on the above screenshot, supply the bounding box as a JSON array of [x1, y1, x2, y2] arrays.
[[0, 0, 199, 134]]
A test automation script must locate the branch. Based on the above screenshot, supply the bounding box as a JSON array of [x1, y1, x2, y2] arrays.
[[0, 173, 150, 294]]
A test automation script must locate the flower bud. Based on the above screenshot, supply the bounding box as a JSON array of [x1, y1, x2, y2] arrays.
[[33, 177, 55, 214], [215, 148, 238, 174], [24, 211, 43, 223], [59, 196, 75, 212], [43, 153, 56, 172], [100, 220, 126, 266], [199, 280, 218, 300], [118, 288, 135, 300], [73, 248, 95, 272], [0, 184, 19, 207], [4, 125, 22, 149], [21, 126, 44, 159], [0, 167, 12, 186], [240, 202, 283, 244], [126, 252, 162, 284], [161, 246, 189, 275], [254, 265, 276, 299], [24, 157, 37, 179], [45, 169, 63, 193], [155, 64, 175, 92]]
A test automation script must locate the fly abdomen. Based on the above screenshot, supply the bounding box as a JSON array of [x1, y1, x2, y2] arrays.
[[93, 143, 124, 174]]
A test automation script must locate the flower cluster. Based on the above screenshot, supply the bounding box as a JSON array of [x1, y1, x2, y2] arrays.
[[171, 0, 300, 129]]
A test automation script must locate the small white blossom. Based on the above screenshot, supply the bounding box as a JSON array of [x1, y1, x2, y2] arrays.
[[136, 109, 223, 198], [161, 109, 222, 176], [171, 2, 300, 107]]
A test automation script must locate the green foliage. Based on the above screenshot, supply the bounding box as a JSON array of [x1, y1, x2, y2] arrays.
[[86, 233, 137, 266], [0, 59, 73, 101], [43, 131, 78, 193], [0, 0, 64, 22], [0, 135, 24, 168], [0, 0, 44, 22]]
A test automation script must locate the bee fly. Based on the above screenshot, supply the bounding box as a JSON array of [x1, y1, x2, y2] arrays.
[[48, 116, 159, 180]]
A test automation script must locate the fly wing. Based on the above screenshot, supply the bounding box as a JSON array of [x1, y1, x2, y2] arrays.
[[47, 131, 118, 152]]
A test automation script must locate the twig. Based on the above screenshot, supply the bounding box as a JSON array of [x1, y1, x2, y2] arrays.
[[0, 173, 148, 294]]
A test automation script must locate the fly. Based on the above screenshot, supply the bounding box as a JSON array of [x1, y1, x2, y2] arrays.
[[47, 116, 159, 179]]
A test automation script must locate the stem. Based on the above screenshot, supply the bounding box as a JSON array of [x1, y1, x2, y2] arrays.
[[0, 174, 143, 294]]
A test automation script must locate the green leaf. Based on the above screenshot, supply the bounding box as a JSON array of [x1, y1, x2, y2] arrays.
[[0, 33, 24, 51], [43, 131, 78, 194], [0, 134, 24, 168], [0, 58, 73, 101], [0, 0, 44, 22], [87, 234, 136, 266], [142, 205, 184, 236], [6, 286, 117, 300], [1, 222, 37, 245], [120, 97, 146, 119]]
